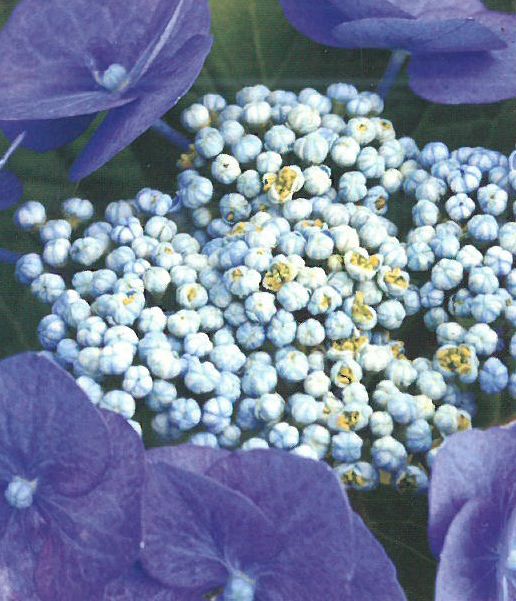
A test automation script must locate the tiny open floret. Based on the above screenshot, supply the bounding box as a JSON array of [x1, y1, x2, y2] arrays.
[[0, 0, 213, 179]]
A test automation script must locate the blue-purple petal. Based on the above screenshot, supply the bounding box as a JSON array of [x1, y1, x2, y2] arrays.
[[1, 115, 95, 153], [429, 427, 516, 556], [0, 0, 170, 119], [381, 0, 487, 16], [102, 564, 186, 601], [207, 450, 356, 600], [0, 171, 23, 210], [329, 0, 413, 20], [435, 498, 504, 601], [70, 34, 212, 181], [33, 411, 144, 601], [0, 248, 21, 264], [141, 459, 279, 593], [409, 12, 516, 104], [345, 513, 407, 600], [0, 91, 134, 121], [145, 445, 228, 474], [0, 511, 45, 601], [0, 353, 111, 497], [278, 0, 349, 46], [332, 17, 506, 53]]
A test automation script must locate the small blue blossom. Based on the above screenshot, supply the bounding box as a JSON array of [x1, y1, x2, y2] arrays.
[[478, 357, 509, 394], [372, 436, 407, 473]]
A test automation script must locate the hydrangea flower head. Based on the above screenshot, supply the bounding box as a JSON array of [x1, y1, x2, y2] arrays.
[[13, 82, 486, 493], [278, 0, 516, 104], [0, 0, 212, 179], [429, 425, 516, 601], [0, 352, 145, 600], [139, 445, 407, 600]]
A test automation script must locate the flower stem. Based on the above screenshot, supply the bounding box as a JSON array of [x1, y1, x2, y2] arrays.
[[377, 50, 409, 100], [0, 132, 26, 169], [151, 119, 191, 151]]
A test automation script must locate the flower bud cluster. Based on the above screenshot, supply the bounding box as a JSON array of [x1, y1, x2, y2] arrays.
[[401, 142, 515, 402], [18, 84, 513, 495], [176, 82, 412, 248]]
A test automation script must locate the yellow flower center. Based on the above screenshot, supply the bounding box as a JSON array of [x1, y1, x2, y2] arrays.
[[263, 262, 294, 292], [351, 292, 374, 322], [186, 287, 198, 302], [263, 167, 299, 203], [231, 268, 244, 282], [436, 345, 474, 375], [336, 367, 356, 387], [458, 413, 471, 431], [332, 336, 368, 355], [384, 267, 409, 289], [228, 222, 250, 237], [178, 145, 197, 169], [391, 342, 406, 360], [341, 469, 367, 488], [349, 252, 381, 271], [336, 410, 360, 430]]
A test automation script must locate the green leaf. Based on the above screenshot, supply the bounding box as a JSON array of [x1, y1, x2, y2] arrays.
[[351, 489, 437, 601], [201, 0, 390, 97]]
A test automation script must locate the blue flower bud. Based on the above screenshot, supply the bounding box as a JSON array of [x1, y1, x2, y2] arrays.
[[331, 431, 363, 463], [135, 188, 174, 216], [31, 273, 66, 304], [467, 214, 499, 243], [15, 201, 46, 231], [195, 127, 225, 159], [122, 365, 153, 399], [100, 390, 135, 419], [181, 102, 210, 131], [479, 357, 509, 394], [372, 436, 407, 472], [40, 219, 72, 242], [62, 197, 94, 224], [15, 253, 44, 285]]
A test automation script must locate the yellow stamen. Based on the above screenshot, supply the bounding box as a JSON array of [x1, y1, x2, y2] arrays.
[[375, 196, 387, 210], [436, 345, 473, 375], [352, 292, 374, 323], [458, 414, 471, 431], [384, 267, 409, 289], [178, 145, 197, 169], [263, 262, 294, 292], [231, 268, 244, 281], [391, 342, 406, 360], [332, 336, 368, 355], [341, 470, 367, 488], [349, 252, 381, 271], [263, 167, 300, 203], [228, 222, 249, 237], [336, 410, 360, 430]]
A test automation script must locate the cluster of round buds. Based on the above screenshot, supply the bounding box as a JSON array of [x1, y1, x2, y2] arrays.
[[400, 141, 515, 403], [175, 82, 416, 248], [13, 183, 459, 493], [15, 82, 501, 495]]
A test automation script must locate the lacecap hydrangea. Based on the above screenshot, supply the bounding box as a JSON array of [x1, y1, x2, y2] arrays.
[[13, 83, 483, 493], [400, 141, 515, 409]]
